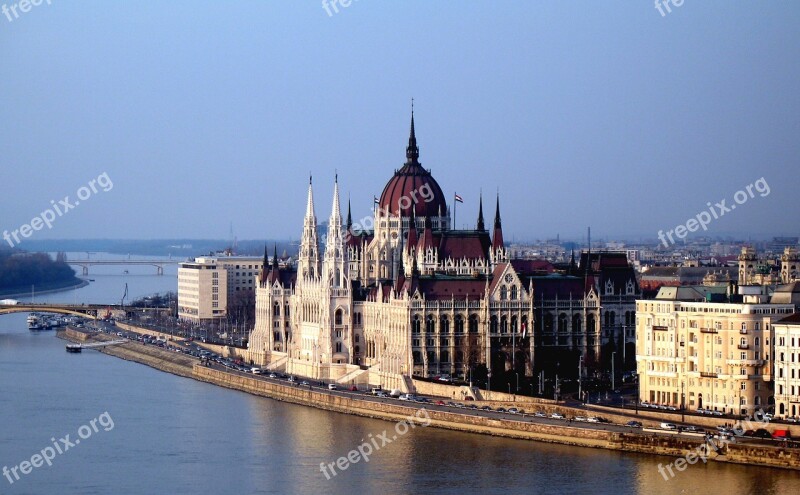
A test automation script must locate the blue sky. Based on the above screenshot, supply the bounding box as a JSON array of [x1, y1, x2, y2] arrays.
[[1, 1, 798, 244]]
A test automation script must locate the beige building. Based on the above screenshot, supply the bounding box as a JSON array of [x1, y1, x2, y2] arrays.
[[774, 312, 800, 419], [636, 284, 795, 415], [177, 257, 228, 323]]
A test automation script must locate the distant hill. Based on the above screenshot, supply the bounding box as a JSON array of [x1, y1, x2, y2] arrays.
[[18, 239, 298, 258]]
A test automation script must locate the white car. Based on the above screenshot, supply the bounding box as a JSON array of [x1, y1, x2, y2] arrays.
[[550, 412, 565, 419], [660, 422, 678, 430], [328, 383, 337, 390]]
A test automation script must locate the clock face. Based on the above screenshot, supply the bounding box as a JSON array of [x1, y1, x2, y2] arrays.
[[504, 273, 513, 283]]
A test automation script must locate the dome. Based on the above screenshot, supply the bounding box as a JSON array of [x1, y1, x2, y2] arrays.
[[378, 114, 448, 217]]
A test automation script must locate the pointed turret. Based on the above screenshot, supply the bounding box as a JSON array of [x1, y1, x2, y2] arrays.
[[346, 198, 352, 231], [492, 194, 504, 249], [324, 175, 346, 288], [272, 244, 279, 270], [259, 244, 269, 283], [477, 194, 485, 231], [298, 176, 320, 280], [406, 109, 420, 165]]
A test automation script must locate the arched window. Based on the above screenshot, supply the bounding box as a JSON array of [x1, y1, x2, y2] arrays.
[[284, 303, 290, 318], [490, 315, 498, 333], [500, 316, 508, 334], [412, 315, 421, 334], [511, 316, 518, 334], [469, 314, 479, 333], [273, 302, 280, 317], [572, 314, 582, 333], [355, 345, 360, 355], [426, 315, 435, 333], [455, 315, 464, 333], [335, 342, 342, 353], [335, 309, 343, 326], [558, 313, 568, 333], [500, 286, 507, 300], [587, 314, 596, 333], [510, 286, 517, 300], [440, 316, 450, 334]]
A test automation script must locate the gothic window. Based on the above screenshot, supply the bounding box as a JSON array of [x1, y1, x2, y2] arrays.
[[455, 315, 464, 333], [500, 316, 508, 334], [426, 315, 435, 333], [335, 342, 342, 353], [469, 314, 479, 333], [500, 286, 507, 300], [490, 315, 498, 333], [558, 313, 567, 333], [573, 314, 582, 333], [335, 309, 343, 325], [511, 316, 518, 334], [510, 286, 517, 300], [413, 315, 421, 334], [440, 316, 450, 334], [273, 302, 280, 317]]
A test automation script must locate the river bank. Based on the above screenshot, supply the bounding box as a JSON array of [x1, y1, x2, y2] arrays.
[[0, 278, 89, 298], [58, 327, 800, 472]]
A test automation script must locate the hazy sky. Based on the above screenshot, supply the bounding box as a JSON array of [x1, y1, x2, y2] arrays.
[[2, 2, 798, 245]]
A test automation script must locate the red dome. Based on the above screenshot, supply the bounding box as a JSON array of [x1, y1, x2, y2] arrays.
[[378, 113, 448, 217], [379, 163, 447, 217]]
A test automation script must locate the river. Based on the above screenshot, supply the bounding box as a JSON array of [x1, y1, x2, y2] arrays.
[[1, 255, 798, 494]]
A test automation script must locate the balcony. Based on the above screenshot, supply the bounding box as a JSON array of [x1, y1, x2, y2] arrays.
[[700, 327, 718, 334], [700, 371, 718, 378], [652, 325, 668, 332], [738, 344, 750, 350], [739, 329, 748, 334], [679, 341, 685, 347]]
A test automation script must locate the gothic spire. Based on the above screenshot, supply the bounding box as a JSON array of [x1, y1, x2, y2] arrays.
[[477, 193, 485, 231], [346, 198, 352, 230], [492, 193, 504, 249], [406, 105, 419, 165], [273, 244, 279, 270]]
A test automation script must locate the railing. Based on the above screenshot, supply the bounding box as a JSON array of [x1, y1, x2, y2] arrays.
[[700, 371, 718, 378], [739, 329, 748, 334], [652, 325, 668, 332], [700, 328, 718, 334], [738, 344, 750, 350]]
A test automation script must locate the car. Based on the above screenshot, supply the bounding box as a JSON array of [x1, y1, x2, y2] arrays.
[[268, 373, 277, 378], [480, 406, 492, 411], [742, 429, 770, 438], [534, 411, 547, 418], [496, 407, 507, 413], [667, 406, 677, 411], [447, 401, 458, 408], [455, 403, 466, 409], [681, 425, 703, 433], [467, 404, 478, 410], [574, 416, 587, 422], [507, 408, 520, 415], [328, 384, 337, 390], [375, 391, 389, 398], [287, 376, 296, 382], [349, 386, 358, 391], [398, 394, 411, 401], [300, 380, 310, 386], [587, 417, 600, 423], [625, 421, 643, 428], [370, 388, 383, 396], [712, 410, 724, 417], [660, 422, 678, 430], [550, 412, 565, 419], [436, 400, 446, 406]]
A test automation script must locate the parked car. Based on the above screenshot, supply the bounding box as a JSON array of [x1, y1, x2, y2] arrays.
[[574, 416, 587, 422], [681, 425, 703, 433], [328, 384, 337, 390], [507, 408, 520, 415], [625, 421, 643, 428], [744, 429, 772, 439], [534, 411, 547, 418], [660, 422, 678, 430], [550, 412, 565, 419]]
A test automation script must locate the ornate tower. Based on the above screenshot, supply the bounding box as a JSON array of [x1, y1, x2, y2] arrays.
[[490, 194, 508, 265], [298, 177, 320, 281]]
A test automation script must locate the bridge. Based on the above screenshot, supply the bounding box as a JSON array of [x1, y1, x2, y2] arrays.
[[65, 259, 176, 276], [0, 303, 170, 319]]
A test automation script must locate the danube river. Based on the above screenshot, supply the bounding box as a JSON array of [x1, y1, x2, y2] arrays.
[[1, 257, 799, 494]]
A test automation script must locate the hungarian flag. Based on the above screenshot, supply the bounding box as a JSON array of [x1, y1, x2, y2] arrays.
[[454, 194, 463, 203], [521, 322, 527, 339]]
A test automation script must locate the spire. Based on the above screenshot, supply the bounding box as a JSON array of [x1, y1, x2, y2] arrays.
[[272, 244, 279, 270], [492, 193, 504, 249], [259, 244, 269, 283], [406, 103, 420, 165], [331, 174, 341, 221], [346, 198, 352, 230], [477, 193, 485, 231], [305, 176, 316, 219]]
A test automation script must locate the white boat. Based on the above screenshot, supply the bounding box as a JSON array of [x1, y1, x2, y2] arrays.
[[27, 313, 43, 330]]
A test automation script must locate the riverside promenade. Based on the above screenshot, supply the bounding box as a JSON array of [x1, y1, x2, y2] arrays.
[[58, 325, 800, 472]]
